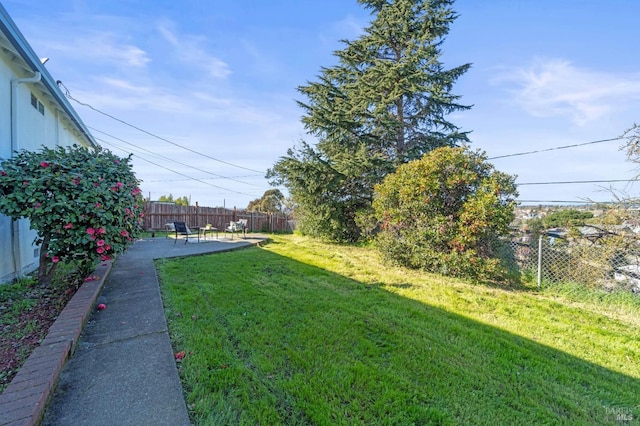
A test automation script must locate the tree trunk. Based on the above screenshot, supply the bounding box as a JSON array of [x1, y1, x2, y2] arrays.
[[37, 234, 56, 287]]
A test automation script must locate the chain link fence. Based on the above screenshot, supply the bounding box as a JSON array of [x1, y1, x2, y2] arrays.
[[509, 236, 640, 291]]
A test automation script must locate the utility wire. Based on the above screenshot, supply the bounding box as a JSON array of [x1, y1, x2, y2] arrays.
[[518, 200, 612, 204], [57, 81, 264, 174], [89, 126, 264, 188], [517, 178, 639, 186], [488, 136, 624, 160], [146, 175, 262, 183], [56, 82, 634, 201], [96, 137, 261, 198]]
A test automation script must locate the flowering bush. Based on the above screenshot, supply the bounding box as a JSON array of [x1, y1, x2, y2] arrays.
[[0, 145, 144, 285], [373, 146, 519, 282]]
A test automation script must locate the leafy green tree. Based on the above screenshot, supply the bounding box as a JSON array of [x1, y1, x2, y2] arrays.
[[269, 0, 470, 242], [542, 209, 593, 228], [373, 146, 518, 282], [247, 189, 285, 213], [269, 142, 376, 241], [0, 145, 144, 286], [158, 194, 189, 206]]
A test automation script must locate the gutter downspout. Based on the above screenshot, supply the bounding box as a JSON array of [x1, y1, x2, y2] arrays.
[[10, 70, 41, 279]]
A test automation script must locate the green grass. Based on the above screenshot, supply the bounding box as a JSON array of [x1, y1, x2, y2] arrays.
[[0, 278, 39, 325], [0, 260, 93, 392], [157, 234, 640, 425]]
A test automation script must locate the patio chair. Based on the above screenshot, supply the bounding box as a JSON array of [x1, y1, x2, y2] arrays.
[[173, 221, 196, 244], [224, 219, 247, 239]]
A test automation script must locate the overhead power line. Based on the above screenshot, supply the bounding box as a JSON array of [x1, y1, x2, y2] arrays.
[[517, 178, 639, 186], [96, 137, 261, 198], [56, 81, 264, 174], [488, 136, 624, 160], [146, 175, 262, 183], [517, 200, 612, 204], [90, 126, 264, 188]]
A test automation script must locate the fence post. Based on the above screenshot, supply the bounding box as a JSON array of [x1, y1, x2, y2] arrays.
[[537, 235, 543, 288]]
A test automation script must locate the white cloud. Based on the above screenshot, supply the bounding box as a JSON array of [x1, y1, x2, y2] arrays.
[[35, 31, 150, 69], [495, 58, 640, 126], [157, 21, 231, 79], [318, 14, 366, 48]]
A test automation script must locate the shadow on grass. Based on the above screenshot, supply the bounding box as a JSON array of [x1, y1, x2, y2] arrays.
[[158, 246, 640, 425]]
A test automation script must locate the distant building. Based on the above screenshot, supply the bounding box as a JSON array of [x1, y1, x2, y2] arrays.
[[0, 4, 97, 283]]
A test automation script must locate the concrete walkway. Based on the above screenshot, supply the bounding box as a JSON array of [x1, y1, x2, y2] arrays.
[[40, 236, 266, 426]]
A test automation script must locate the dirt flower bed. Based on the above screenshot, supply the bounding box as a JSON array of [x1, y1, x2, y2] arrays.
[[0, 275, 82, 393]]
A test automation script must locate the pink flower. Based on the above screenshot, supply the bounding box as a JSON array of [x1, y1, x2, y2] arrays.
[[116, 182, 123, 188], [51, 256, 60, 263], [63, 223, 73, 229], [96, 227, 106, 235], [95, 203, 102, 208], [120, 230, 129, 237], [114, 159, 120, 164], [105, 245, 111, 251], [96, 239, 105, 247], [131, 188, 141, 195], [72, 177, 80, 185], [100, 255, 111, 261], [175, 351, 186, 360], [39, 161, 50, 168], [86, 227, 95, 235], [96, 247, 105, 254], [0, 170, 6, 176], [97, 303, 106, 310], [93, 182, 100, 187]]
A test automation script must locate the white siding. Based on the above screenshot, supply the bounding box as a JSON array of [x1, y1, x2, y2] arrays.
[[0, 47, 92, 283]]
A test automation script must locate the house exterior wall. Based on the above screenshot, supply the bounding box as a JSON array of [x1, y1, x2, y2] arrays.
[[0, 16, 96, 283]]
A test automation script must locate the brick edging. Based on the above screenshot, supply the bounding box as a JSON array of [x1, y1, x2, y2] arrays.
[[0, 261, 113, 426]]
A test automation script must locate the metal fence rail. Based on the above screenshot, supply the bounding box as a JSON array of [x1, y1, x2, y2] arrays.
[[509, 237, 640, 290]]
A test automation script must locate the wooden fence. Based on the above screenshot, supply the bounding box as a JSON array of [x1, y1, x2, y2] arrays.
[[142, 202, 292, 233]]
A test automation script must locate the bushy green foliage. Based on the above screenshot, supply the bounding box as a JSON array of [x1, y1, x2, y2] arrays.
[[157, 194, 189, 206], [268, 142, 378, 242], [0, 145, 144, 285], [373, 146, 518, 281], [247, 189, 285, 213], [542, 209, 593, 228]]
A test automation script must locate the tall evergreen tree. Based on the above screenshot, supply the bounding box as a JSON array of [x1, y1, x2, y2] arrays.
[[269, 0, 470, 241]]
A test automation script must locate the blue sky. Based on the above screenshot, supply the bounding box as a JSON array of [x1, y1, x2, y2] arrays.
[[4, 0, 640, 208]]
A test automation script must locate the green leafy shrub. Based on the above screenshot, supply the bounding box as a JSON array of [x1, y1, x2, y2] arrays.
[[0, 145, 144, 285], [373, 146, 518, 282], [542, 209, 594, 228]]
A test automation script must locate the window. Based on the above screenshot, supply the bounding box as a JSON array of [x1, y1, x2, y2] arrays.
[[30, 92, 45, 115]]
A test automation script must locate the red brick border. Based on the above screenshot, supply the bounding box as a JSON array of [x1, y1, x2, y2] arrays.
[[0, 261, 112, 426]]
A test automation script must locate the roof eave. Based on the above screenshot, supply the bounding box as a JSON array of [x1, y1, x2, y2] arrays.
[[0, 4, 99, 150]]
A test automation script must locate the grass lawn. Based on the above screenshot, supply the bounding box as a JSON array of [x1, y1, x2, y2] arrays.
[[156, 234, 640, 425], [0, 262, 88, 392]]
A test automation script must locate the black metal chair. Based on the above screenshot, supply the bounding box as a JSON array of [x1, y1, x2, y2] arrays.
[[173, 221, 196, 244]]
